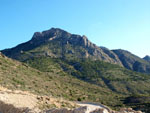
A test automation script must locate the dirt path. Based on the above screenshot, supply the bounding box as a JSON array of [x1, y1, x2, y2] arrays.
[[0, 86, 77, 112], [0, 86, 142, 113], [77, 103, 109, 113]]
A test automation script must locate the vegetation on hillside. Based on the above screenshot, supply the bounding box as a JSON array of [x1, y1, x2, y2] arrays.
[[26, 57, 150, 95], [26, 57, 150, 112], [0, 55, 124, 110]]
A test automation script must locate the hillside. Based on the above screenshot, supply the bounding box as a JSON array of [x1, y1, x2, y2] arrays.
[[0, 53, 149, 112], [26, 57, 150, 95], [25, 56, 150, 112], [0, 53, 125, 110]]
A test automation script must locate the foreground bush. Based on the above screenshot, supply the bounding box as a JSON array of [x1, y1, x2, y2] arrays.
[[0, 101, 29, 113]]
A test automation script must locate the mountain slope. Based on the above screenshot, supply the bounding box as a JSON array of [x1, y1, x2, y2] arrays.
[[26, 57, 150, 95], [25, 56, 150, 112], [0, 52, 125, 109], [1, 28, 122, 66], [112, 49, 150, 73]]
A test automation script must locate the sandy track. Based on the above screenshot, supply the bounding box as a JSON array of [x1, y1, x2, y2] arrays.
[[77, 103, 109, 113]]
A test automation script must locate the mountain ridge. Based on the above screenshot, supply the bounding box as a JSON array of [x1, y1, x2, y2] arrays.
[[1, 27, 150, 73], [1, 28, 123, 65]]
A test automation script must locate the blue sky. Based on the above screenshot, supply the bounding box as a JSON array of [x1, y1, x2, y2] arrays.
[[0, 0, 150, 57]]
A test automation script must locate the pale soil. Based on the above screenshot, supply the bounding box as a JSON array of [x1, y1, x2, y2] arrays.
[[0, 86, 142, 113], [0, 86, 77, 112], [0, 86, 110, 113], [0, 86, 40, 112]]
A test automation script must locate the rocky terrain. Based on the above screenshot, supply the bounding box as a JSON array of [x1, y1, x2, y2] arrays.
[[0, 86, 78, 113], [0, 86, 142, 113]]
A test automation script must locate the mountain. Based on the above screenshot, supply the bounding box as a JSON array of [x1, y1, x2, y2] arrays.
[[2, 28, 150, 74], [143, 55, 150, 62], [1, 34, 150, 112], [112, 49, 150, 73], [1, 28, 122, 66]]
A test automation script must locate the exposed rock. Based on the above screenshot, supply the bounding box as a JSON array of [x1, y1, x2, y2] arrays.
[[112, 49, 150, 73], [44, 107, 143, 113], [91, 108, 109, 113], [44, 107, 87, 113], [117, 108, 143, 113], [100, 47, 123, 66]]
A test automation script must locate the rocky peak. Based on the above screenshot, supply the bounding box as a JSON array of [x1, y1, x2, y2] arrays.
[[31, 28, 71, 41], [81, 35, 94, 47], [143, 55, 150, 62], [31, 28, 94, 49], [1, 28, 128, 66], [32, 32, 43, 40]]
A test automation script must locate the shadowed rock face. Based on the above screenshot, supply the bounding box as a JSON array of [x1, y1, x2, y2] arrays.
[[100, 47, 123, 66], [112, 49, 150, 73], [1, 28, 122, 65]]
